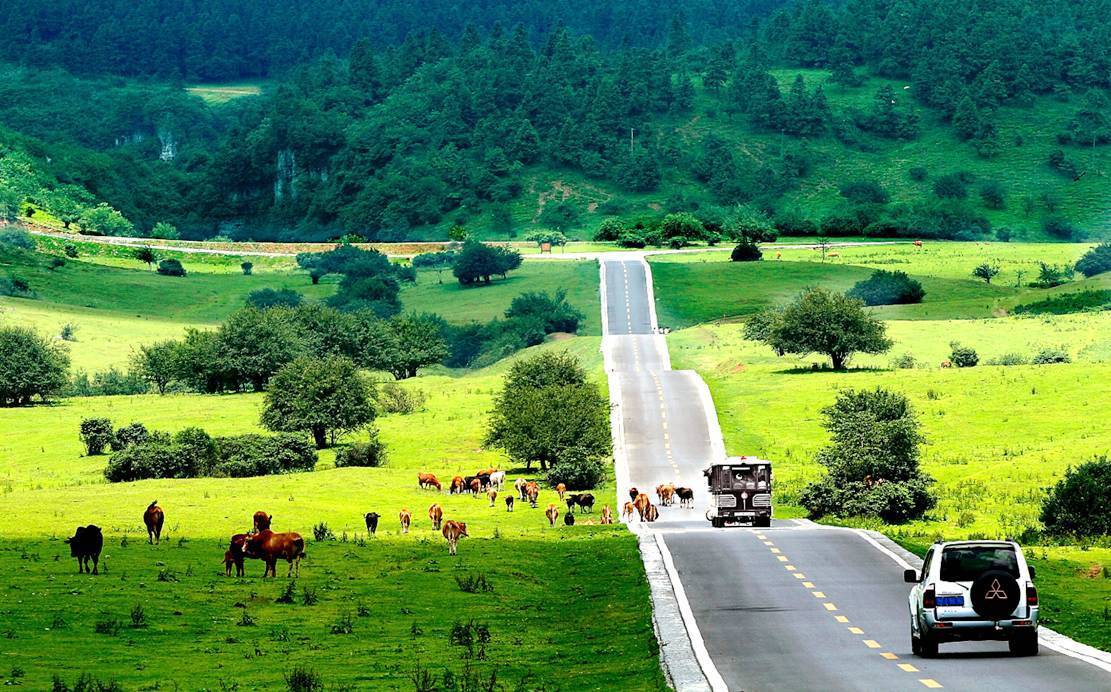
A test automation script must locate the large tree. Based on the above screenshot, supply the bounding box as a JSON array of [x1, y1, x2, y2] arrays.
[[130, 340, 179, 395], [380, 313, 449, 379], [452, 240, 522, 285], [744, 287, 892, 369], [261, 355, 375, 449], [0, 326, 70, 405]]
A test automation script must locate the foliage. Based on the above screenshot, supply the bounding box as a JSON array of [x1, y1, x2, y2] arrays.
[[156, 259, 186, 277], [593, 218, 627, 242], [1013, 290, 1110, 315], [452, 241, 522, 286], [730, 241, 762, 262], [0, 228, 34, 250], [1041, 457, 1111, 537], [0, 325, 70, 405], [79, 418, 114, 456], [150, 221, 179, 240], [333, 433, 388, 468], [133, 246, 157, 269], [241, 261, 253, 275], [846, 270, 925, 306], [0, 273, 34, 298], [972, 262, 1000, 284], [504, 290, 584, 335], [261, 356, 375, 448], [743, 288, 892, 369], [544, 446, 609, 490], [379, 313, 450, 379], [246, 288, 303, 309], [1030, 262, 1073, 288], [66, 368, 147, 397], [111, 422, 150, 451], [374, 382, 427, 414], [78, 203, 132, 236], [1075, 243, 1111, 277], [839, 179, 888, 205], [948, 342, 979, 367], [1031, 347, 1071, 364]]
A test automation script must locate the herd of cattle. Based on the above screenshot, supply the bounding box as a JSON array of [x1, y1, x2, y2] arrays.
[[61, 475, 694, 578]]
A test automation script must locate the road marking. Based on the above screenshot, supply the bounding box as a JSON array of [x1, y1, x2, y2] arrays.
[[812, 591, 826, 598], [769, 547, 781, 554], [899, 663, 919, 672], [785, 565, 797, 571], [776, 555, 788, 562], [762, 540, 774, 546], [823, 603, 837, 611], [863, 640, 881, 649], [919, 679, 942, 689], [848, 626, 864, 634], [755, 534, 766, 540], [835, 616, 849, 624], [880, 652, 897, 660], [792, 573, 806, 579], [802, 581, 815, 588]]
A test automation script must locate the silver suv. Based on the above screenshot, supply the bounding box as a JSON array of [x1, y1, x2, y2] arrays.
[[904, 540, 1039, 657]]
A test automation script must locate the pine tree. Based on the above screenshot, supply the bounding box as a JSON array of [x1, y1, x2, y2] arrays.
[[952, 93, 983, 141]]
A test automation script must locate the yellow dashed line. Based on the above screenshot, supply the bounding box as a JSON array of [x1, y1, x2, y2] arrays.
[[899, 663, 919, 673], [880, 652, 897, 660], [919, 679, 943, 689], [823, 603, 837, 611], [812, 591, 826, 598], [835, 616, 849, 624], [769, 548, 781, 554], [755, 534, 766, 540], [792, 573, 806, 579], [785, 565, 797, 571], [802, 581, 815, 588], [762, 540, 774, 546], [863, 640, 881, 649], [848, 626, 864, 634], [776, 555, 789, 562]]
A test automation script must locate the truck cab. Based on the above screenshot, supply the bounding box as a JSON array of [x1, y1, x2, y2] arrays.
[[704, 457, 773, 528]]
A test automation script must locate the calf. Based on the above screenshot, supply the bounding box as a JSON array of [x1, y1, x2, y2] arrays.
[[564, 512, 575, 527], [645, 504, 659, 523], [364, 512, 380, 535], [634, 493, 651, 522], [442, 520, 468, 555], [225, 533, 247, 577], [428, 503, 443, 530], [622, 502, 635, 521], [505, 495, 515, 512], [418, 473, 442, 491], [601, 506, 614, 524], [241, 530, 305, 578], [487, 488, 498, 507], [676, 487, 694, 509], [659, 485, 675, 507], [545, 504, 560, 527], [65, 525, 103, 574], [555, 483, 567, 500], [143, 500, 164, 544], [450, 476, 465, 495], [252, 511, 272, 533], [399, 508, 412, 534]]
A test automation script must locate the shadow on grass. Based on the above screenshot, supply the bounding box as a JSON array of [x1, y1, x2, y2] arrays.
[[775, 366, 891, 375]]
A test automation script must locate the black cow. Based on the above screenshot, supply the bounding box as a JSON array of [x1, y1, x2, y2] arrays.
[[577, 493, 595, 513], [476, 473, 491, 490], [462, 476, 477, 495], [65, 525, 103, 574], [364, 512, 380, 535], [565, 495, 579, 513], [564, 512, 575, 527]]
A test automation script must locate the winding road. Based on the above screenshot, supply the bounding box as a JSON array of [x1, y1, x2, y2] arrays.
[[600, 257, 1111, 691]]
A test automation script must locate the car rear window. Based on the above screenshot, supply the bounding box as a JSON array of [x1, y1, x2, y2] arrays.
[[939, 546, 1019, 582]]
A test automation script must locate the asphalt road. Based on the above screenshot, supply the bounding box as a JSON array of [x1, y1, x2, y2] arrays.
[[601, 257, 1111, 691]]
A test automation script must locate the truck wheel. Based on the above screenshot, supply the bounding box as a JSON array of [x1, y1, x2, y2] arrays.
[[1009, 631, 1039, 656], [756, 516, 772, 528], [711, 518, 725, 528], [914, 631, 938, 658]]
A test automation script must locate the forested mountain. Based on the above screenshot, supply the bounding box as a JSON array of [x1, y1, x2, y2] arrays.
[[0, 0, 1108, 242]]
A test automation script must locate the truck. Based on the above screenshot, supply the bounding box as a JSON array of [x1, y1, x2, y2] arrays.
[[704, 456, 773, 528]]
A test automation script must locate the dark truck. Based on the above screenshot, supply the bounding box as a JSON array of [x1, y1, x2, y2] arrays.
[[704, 457, 773, 528]]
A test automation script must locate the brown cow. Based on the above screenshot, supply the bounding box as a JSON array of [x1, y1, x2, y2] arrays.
[[241, 530, 305, 577], [418, 473, 442, 491], [659, 484, 676, 507], [545, 504, 559, 527], [225, 533, 247, 577], [645, 504, 660, 523], [450, 476, 465, 495], [469, 477, 482, 495], [428, 503, 443, 530], [143, 500, 164, 544], [634, 493, 651, 522], [442, 520, 468, 555], [252, 511, 271, 533], [487, 488, 498, 507], [601, 505, 614, 524], [527, 486, 540, 508], [622, 502, 635, 521], [505, 495, 515, 512], [555, 483, 567, 500], [399, 508, 412, 534]]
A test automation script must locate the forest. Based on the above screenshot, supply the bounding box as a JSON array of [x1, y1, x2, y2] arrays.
[[0, 0, 1108, 241]]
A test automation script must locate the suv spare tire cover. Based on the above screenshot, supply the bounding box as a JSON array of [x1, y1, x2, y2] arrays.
[[970, 570, 1021, 619]]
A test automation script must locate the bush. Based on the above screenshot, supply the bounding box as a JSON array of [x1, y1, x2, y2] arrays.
[[1013, 290, 1110, 315], [66, 368, 148, 397], [987, 353, 1027, 366], [80, 418, 115, 455], [668, 235, 688, 249], [593, 218, 627, 241], [1044, 216, 1078, 240], [908, 166, 928, 182], [312, 522, 335, 541], [0, 274, 35, 298], [890, 353, 917, 369], [803, 477, 935, 523], [0, 325, 69, 405], [103, 435, 186, 482], [1041, 456, 1111, 537], [156, 259, 186, 277], [111, 422, 150, 451], [505, 289, 584, 334], [49, 256, 66, 271], [1031, 347, 1071, 364], [1029, 262, 1072, 288], [241, 261, 253, 275], [978, 181, 1006, 209], [104, 430, 315, 482], [543, 446, 608, 489], [948, 342, 979, 367], [846, 270, 925, 306], [0, 228, 35, 250], [1075, 243, 1111, 277], [374, 382, 427, 414], [246, 288, 302, 309], [730, 241, 762, 262], [63, 244, 79, 258], [932, 174, 967, 199], [616, 231, 646, 248], [285, 666, 324, 692], [333, 433, 388, 468], [839, 179, 889, 204], [213, 434, 318, 477]]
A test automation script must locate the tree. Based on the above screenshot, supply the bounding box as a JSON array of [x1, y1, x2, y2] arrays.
[[972, 262, 1000, 284], [744, 287, 892, 369], [452, 240, 522, 285], [78, 203, 133, 236], [150, 221, 179, 239], [217, 307, 306, 391], [79, 418, 114, 456], [379, 313, 449, 379], [660, 212, 706, 241], [523, 229, 568, 249], [725, 205, 777, 244], [130, 340, 179, 395], [45, 185, 91, 229], [157, 258, 186, 276], [261, 355, 375, 449], [0, 326, 70, 405], [505, 289, 584, 334], [485, 351, 610, 471], [241, 261, 253, 275], [134, 246, 157, 270], [246, 288, 303, 309], [1075, 243, 1111, 277], [1041, 456, 1111, 537], [847, 271, 925, 305]]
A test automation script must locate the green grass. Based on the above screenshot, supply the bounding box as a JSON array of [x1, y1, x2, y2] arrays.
[[185, 81, 264, 104]]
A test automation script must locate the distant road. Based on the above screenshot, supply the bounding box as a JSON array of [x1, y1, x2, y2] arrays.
[[601, 256, 1111, 691]]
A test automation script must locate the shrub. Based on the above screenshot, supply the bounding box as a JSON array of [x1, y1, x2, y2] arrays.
[[1013, 290, 1110, 315], [130, 604, 146, 628], [978, 181, 1006, 209], [1031, 347, 1071, 364], [1075, 243, 1111, 277], [246, 288, 302, 309], [49, 256, 66, 271], [1029, 262, 1072, 288], [103, 435, 185, 482], [333, 434, 388, 468], [668, 235, 688, 249], [241, 261, 253, 275], [63, 244, 79, 258], [839, 179, 889, 204], [65, 368, 148, 397], [0, 325, 70, 405], [544, 446, 608, 489], [987, 353, 1027, 366], [312, 523, 335, 541], [616, 231, 646, 248], [593, 218, 627, 241], [505, 289, 584, 334], [80, 418, 114, 455], [890, 353, 917, 369], [213, 434, 317, 477], [111, 422, 150, 451], [0, 228, 35, 249], [971, 262, 1000, 284], [156, 258, 186, 277], [730, 241, 762, 262], [948, 342, 979, 367], [375, 382, 427, 414], [94, 617, 122, 636], [1041, 456, 1111, 537], [329, 613, 354, 635], [908, 166, 928, 182], [285, 666, 324, 692], [932, 174, 967, 199], [1044, 216, 1078, 240], [59, 322, 78, 341], [846, 270, 925, 306], [455, 573, 494, 594], [0, 274, 35, 298]]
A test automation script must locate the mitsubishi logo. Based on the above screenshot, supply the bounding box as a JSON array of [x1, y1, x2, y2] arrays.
[[985, 578, 1007, 600]]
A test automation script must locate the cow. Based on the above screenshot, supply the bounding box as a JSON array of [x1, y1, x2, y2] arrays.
[[489, 470, 506, 490], [418, 473, 442, 491], [476, 473, 492, 491], [469, 477, 482, 495], [450, 476, 465, 495], [65, 525, 103, 574], [252, 511, 272, 534], [505, 495, 515, 512], [659, 484, 676, 507], [576, 493, 595, 513], [241, 530, 305, 578], [564, 512, 575, 527], [628, 487, 639, 503], [399, 508, 412, 534], [634, 493, 651, 521], [601, 506, 614, 524], [428, 503, 443, 530], [442, 520, 468, 555], [487, 488, 498, 507], [565, 495, 579, 514], [515, 478, 528, 500], [622, 502, 635, 521], [645, 504, 660, 523], [364, 512, 380, 535], [545, 504, 560, 527], [940, 359, 953, 368], [676, 487, 695, 509], [225, 533, 247, 577], [555, 483, 567, 500], [526, 482, 540, 508], [143, 500, 164, 544]]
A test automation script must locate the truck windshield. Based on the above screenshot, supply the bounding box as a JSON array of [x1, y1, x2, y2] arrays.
[[939, 546, 1019, 582]]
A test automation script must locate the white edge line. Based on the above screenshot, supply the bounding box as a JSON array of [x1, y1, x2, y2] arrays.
[[656, 533, 730, 692], [843, 526, 1111, 673], [638, 256, 673, 371], [687, 373, 727, 464]]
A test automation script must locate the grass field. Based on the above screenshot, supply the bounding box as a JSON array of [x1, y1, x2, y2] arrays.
[[185, 81, 264, 104]]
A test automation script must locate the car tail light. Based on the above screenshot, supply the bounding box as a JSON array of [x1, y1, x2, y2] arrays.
[[1026, 583, 1038, 607], [923, 585, 936, 609]]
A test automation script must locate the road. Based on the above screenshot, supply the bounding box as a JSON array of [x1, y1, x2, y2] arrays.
[[600, 257, 1111, 691]]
